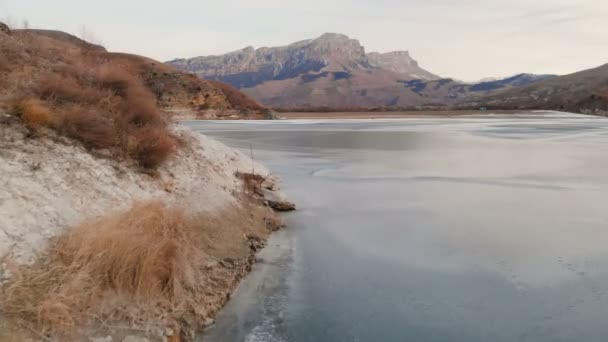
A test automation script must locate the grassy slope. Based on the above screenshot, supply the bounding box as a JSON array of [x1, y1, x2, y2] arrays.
[[0, 28, 267, 169]]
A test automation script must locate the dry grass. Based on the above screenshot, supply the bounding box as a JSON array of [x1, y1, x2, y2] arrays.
[[0, 30, 179, 169], [1, 200, 281, 339], [0, 27, 270, 167], [129, 127, 177, 169], [59, 105, 117, 149], [20, 61, 175, 168], [2, 202, 201, 337], [13, 98, 54, 129]]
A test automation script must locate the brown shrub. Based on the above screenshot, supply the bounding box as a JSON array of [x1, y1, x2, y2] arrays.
[[27, 63, 175, 168], [129, 127, 177, 169], [120, 88, 164, 128], [59, 106, 117, 149], [15, 98, 55, 129], [95, 65, 137, 97], [37, 74, 99, 105]]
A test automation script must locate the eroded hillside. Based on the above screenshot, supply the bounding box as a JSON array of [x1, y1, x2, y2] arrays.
[[0, 24, 291, 341]]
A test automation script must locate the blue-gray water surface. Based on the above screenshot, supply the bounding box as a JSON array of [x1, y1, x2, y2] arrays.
[[189, 112, 608, 342]]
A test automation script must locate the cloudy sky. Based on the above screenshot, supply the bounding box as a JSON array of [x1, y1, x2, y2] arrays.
[[2, 0, 607, 81]]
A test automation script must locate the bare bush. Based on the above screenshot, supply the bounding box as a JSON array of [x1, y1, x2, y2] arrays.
[[14, 98, 55, 129], [129, 127, 177, 169], [1, 32, 178, 169], [59, 105, 117, 149]]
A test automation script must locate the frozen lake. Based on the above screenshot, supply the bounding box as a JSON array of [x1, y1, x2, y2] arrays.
[[190, 112, 608, 342]]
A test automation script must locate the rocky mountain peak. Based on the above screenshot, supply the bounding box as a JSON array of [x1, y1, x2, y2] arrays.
[[303, 33, 367, 70], [316, 32, 352, 41], [312, 33, 361, 48], [239, 46, 255, 54], [367, 51, 438, 80]]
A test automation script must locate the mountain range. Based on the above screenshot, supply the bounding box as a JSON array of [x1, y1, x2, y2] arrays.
[[167, 33, 579, 110], [168, 33, 438, 108], [462, 63, 608, 115]]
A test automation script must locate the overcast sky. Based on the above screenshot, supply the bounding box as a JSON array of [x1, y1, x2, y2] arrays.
[[2, 0, 607, 81]]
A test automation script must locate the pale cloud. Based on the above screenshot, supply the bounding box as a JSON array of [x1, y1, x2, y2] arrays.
[[2, 0, 607, 80]]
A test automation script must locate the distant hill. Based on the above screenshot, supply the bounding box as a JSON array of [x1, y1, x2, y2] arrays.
[[400, 74, 558, 103], [465, 64, 608, 115], [468, 74, 557, 92]]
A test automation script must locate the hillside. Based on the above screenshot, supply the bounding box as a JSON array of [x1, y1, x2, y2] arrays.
[[400, 74, 557, 104], [0, 24, 291, 341], [0, 27, 268, 122], [466, 64, 608, 115]]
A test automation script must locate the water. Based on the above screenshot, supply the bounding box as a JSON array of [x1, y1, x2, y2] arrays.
[[188, 112, 608, 342]]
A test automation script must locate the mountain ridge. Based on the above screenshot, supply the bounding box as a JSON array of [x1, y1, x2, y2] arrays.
[[167, 33, 570, 110], [464, 63, 608, 114], [167, 33, 608, 109], [167, 32, 445, 108]]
